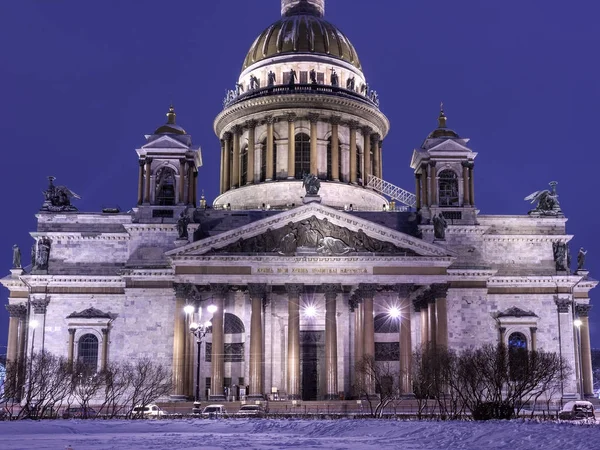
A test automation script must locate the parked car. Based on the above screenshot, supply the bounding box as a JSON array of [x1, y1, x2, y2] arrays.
[[132, 404, 167, 418], [192, 401, 203, 414], [62, 407, 97, 419], [558, 401, 595, 420], [235, 404, 266, 418], [201, 404, 228, 418]]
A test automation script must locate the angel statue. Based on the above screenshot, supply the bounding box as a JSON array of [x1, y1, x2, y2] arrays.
[[577, 247, 588, 271], [302, 173, 320, 196], [41, 176, 80, 212], [524, 181, 562, 216]]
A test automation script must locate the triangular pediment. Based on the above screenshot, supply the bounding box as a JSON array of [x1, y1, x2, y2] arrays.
[[142, 134, 190, 150], [427, 139, 472, 153], [167, 203, 453, 258]]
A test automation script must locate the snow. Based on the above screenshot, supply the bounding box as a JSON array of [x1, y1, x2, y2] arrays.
[[1, 418, 599, 450]]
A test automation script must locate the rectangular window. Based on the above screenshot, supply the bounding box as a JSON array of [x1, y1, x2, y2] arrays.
[[317, 72, 325, 84], [205, 342, 212, 362], [283, 72, 291, 85], [299, 71, 308, 84], [224, 377, 232, 387], [205, 342, 244, 362]]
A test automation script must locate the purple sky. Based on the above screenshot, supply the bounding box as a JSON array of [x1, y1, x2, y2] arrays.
[[1, 0, 599, 352]]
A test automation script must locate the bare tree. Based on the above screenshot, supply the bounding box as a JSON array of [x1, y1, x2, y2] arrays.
[[355, 355, 403, 418], [71, 361, 106, 418], [126, 358, 172, 418], [97, 362, 133, 418]]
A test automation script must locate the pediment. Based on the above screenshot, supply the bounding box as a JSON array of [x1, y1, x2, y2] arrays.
[[496, 307, 538, 318], [427, 139, 473, 153], [142, 134, 190, 150], [66, 307, 112, 319], [167, 203, 452, 258]]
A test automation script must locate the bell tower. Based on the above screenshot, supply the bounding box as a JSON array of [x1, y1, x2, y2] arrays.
[[135, 105, 202, 220], [410, 105, 478, 224]]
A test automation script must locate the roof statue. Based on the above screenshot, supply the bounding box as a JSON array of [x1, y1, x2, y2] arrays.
[[41, 176, 80, 212], [578, 247, 587, 271], [12, 244, 21, 269], [524, 181, 563, 216], [302, 173, 320, 196]]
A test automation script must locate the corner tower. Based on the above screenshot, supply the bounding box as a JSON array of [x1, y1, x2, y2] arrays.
[[213, 0, 389, 210], [410, 105, 477, 224], [135, 106, 202, 220]]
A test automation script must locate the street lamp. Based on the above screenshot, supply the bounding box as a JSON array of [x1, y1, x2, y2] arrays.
[[574, 318, 584, 399], [186, 303, 217, 402]]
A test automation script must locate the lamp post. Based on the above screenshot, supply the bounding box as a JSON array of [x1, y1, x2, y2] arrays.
[[573, 318, 584, 399], [186, 303, 217, 402]]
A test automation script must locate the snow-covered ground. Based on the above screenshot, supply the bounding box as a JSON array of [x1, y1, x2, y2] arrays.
[[1, 418, 599, 450]]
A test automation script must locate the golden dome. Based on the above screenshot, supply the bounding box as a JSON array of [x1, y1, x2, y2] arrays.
[[154, 105, 186, 135], [242, 13, 361, 71], [427, 104, 459, 139]]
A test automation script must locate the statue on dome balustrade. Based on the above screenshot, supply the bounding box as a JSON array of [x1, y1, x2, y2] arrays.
[[330, 68, 339, 87], [346, 76, 355, 91], [310, 69, 317, 85], [288, 68, 297, 87], [302, 173, 320, 196], [249, 75, 260, 90], [267, 71, 276, 87]]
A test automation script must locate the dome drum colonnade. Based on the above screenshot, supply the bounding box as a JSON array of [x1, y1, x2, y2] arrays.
[[213, 0, 390, 210]]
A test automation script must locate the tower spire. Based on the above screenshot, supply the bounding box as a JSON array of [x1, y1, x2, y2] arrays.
[[437, 102, 447, 128], [281, 0, 325, 17], [166, 104, 176, 125]]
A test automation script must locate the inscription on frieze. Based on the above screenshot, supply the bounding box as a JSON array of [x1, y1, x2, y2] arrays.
[[254, 266, 370, 275]]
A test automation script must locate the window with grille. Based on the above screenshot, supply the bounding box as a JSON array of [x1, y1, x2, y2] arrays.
[[205, 343, 244, 362], [155, 167, 176, 205], [295, 133, 311, 179], [508, 332, 528, 380], [77, 334, 99, 373], [317, 72, 325, 84], [438, 170, 459, 206], [375, 342, 400, 361], [299, 71, 308, 84], [374, 313, 400, 333]]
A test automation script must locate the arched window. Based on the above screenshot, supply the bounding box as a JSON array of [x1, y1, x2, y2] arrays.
[[508, 332, 528, 380], [155, 167, 176, 205], [240, 145, 248, 186], [356, 146, 362, 181], [374, 313, 400, 333], [77, 334, 99, 373], [224, 313, 245, 334], [438, 170, 459, 206], [508, 332, 527, 350], [295, 133, 311, 179]]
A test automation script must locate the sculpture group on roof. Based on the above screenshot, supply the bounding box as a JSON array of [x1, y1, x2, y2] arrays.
[[41, 176, 80, 212], [524, 181, 563, 216]]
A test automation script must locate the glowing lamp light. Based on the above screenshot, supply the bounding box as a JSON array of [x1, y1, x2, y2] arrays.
[[207, 303, 218, 314], [30, 319, 39, 329], [204, 321, 212, 328], [574, 319, 583, 328], [305, 306, 317, 317], [190, 322, 199, 331], [184, 305, 195, 315], [388, 307, 401, 319]]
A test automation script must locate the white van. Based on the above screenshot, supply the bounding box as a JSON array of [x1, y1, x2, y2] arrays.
[[132, 404, 166, 418], [201, 404, 228, 418]]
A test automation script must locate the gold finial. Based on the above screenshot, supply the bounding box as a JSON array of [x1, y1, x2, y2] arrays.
[[438, 102, 447, 128], [166, 104, 176, 125]]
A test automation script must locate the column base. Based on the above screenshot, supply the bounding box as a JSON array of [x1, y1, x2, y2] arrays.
[[324, 394, 339, 401], [169, 395, 188, 402], [287, 394, 302, 400], [246, 394, 265, 401], [209, 395, 226, 401]]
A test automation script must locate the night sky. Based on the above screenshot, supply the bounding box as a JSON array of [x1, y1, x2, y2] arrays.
[[1, 0, 599, 353]]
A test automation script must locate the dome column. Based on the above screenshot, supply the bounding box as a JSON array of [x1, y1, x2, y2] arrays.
[[349, 122, 358, 184], [461, 161, 471, 206], [247, 121, 257, 185], [415, 174, 422, 209], [309, 113, 319, 176], [223, 132, 232, 193], [137, 160, 145, 205], [187, 162, 195, 206], [372, 134, 380, 180], [421, 164, 429, 207], [232, 125, 242, 189], [362, 127, 372, 186], [378, 140, 383, 179], [287, 114, 296, 179], [468, 162, 475, 206], [179, 159, 186, 204], [266, 117, 275, 181], [143, 158, 152, 204], [429, 161, 437, 206], [331, 117, 340, 181]]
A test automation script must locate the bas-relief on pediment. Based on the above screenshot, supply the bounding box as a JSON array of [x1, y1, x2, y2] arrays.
[[168, 204, 450, 258]]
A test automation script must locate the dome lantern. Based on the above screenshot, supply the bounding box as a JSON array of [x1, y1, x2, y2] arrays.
[[281, 0, 324, 17]]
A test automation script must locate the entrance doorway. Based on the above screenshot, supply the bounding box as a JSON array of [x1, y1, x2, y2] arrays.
[[300, 330, 324, 401]]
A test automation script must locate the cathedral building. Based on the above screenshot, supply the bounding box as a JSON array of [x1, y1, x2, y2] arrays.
[[2, 0, 596, 402]]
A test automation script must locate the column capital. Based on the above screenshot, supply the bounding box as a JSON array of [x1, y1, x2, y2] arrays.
[[31, 298, 50, 315], [370, 133, 381, 143], [101, 328, 109, 335], [322, 283, 341, 299], [330, 115, 342, 125], [265, 115, 275, 125], [231, 125, 243, 135], [145, 157, 153, 165], [246, 119, 258, 129], [361, 126, 372, 135], [286, 113, 297, 123], [308, 112, 319, 123], [348, 120, 360, 130], [358, 283, 378, 299], [211, 283, 230, 298], [139, 159, 146, 167], [68, 328, 76, 335], [461, 160, 472, 168], [529, 326, 538, 333], [248, 283, 267, 298], [223, 131, 233, 140], [555, 297, 571, 313], [429, 160, 437, 168], [576, 303, 592, 317], [6, 303, 26, 318], [431, 283, 449, 298], [349, 293, 361, 312], [498, 326, 506, 334], [285, 283, 304, 298], [393, 283, 414, 298]]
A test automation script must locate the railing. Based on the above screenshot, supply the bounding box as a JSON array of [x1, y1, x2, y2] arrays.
[[367, 175, 417, 208], [223, 83, 380, 109]]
